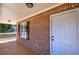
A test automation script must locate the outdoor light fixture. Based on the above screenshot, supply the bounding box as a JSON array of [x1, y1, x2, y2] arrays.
[[26, 3, 33, 8], [8, 20, 11, 22]]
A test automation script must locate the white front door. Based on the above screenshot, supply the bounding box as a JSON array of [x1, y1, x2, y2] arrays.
[[50, 11, 77, 55]]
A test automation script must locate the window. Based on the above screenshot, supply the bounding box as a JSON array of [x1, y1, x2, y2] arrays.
[[19, 21, 30, 40]]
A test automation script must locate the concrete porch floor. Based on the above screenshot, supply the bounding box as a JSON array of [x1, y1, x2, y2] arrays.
[[0, 39, 37, 55]]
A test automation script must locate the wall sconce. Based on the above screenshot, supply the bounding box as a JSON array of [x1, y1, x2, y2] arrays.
[[26, 3, 33, 8]]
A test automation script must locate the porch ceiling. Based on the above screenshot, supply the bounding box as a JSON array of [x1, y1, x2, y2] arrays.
[[0, 3, 58, 24]]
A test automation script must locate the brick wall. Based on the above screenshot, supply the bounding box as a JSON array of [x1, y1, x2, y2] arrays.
[[17, 3, 79, 55]]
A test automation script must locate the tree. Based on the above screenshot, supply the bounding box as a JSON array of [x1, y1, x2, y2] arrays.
[[0, 23, 13, 33]]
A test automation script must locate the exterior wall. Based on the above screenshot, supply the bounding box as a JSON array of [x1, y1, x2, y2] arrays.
[[17, 3, 79, 55]]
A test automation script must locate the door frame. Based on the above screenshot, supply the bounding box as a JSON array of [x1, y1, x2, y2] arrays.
[[50, 8, 79, 55]]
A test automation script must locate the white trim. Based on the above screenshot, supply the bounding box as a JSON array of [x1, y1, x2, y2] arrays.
[[17, 3, 63, 22], [50, 12, 52, 55], [50, 8, 79, 55], [50, 8, 79, 17]]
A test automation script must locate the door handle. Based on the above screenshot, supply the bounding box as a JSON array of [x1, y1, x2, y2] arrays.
[[51, 39, 54, 41]]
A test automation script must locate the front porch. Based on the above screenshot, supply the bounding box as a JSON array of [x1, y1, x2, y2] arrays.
[[0, 39, 37, 55]]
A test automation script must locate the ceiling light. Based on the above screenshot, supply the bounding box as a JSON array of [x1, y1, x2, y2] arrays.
[[26, 3, 33, 8]]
